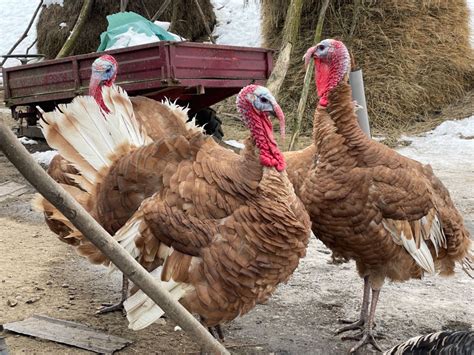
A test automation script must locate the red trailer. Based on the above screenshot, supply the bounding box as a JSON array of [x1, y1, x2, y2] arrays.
[[2, 41, 273, 138]]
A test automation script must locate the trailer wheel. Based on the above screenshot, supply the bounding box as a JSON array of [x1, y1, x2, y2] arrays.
[[189, 108, 224, 141]]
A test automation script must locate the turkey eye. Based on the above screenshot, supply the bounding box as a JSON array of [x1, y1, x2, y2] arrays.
[[260, 97, 268, 103], [317, 45, 325, 51]]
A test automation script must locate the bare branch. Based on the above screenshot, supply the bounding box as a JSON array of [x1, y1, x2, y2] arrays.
[[193, 0, 216, 44], [288, 0, 330, 151], [56, 0, 93, 59], [151, 0, 172, 22], [1, 0, 43, 67]]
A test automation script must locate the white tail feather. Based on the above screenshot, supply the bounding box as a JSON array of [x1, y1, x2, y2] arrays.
[[40, 85, 151, 185], [400, 231, 436, 274], [124, 266, 190, 331], [384, 213, 447, 275], [108, 215, 143, 274]]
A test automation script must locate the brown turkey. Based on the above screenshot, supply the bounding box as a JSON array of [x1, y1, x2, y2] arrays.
[[39, 83, 311, 335], [36, 54, 225, 313], [286, 39, 472, 353]]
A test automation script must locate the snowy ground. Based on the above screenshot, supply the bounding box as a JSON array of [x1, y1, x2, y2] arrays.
[[211, 0, 262, 47]]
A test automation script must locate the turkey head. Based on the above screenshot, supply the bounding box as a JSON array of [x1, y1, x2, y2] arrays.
[[304, 39, 351, 107]]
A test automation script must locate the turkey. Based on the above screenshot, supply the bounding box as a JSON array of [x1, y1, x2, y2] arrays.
[[286, 39, 472, 353], [384, 330, 473, 355], [36, 54, 227, 313], [39, 83, 311, 336]]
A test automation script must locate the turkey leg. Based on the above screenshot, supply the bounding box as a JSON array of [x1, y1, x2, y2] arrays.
[[336, 275, 370, 334], [343, 288, 383, 353], [96, 274, 129, 315], [200, 317, 225, 342]]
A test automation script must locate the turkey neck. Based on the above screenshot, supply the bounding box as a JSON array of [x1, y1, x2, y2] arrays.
[[313, 81, 370, 165], [92, 81, 113, 113], [245, 110, 286, 172]]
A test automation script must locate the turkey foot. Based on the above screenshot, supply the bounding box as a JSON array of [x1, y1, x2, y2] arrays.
[[207, 324, 225, 342], [336, 276, 370, 335], [96, 301, 124, 315], [336, 318, 365, 334], [343, 287, 382, 353], [96, 275, 128, 315], [348, 329, 382, 353], [341, 329, 385, 341]]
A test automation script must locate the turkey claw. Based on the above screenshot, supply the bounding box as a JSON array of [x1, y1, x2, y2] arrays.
[[96, 302, 125, 315], [336, 319, 365, 334], [348, 330, 383, 353]]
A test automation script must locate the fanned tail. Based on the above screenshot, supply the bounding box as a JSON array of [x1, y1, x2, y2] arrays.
[[40, 85, 151, 186]]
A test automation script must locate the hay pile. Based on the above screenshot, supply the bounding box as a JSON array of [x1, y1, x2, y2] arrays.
[[262, 0, 474, 134], [37, 0, 216, 59]]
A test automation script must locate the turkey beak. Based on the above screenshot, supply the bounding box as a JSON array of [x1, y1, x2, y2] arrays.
[[88, 72, 102, 97], [269, 101, 285, 140], [303, 46, 317, 68]]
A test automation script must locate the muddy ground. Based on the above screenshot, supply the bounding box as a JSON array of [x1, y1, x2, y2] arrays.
[[0, 103, 472, 355]]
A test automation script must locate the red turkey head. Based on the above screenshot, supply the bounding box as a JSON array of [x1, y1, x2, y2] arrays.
[[236, 85, 286, 171], [303, 39, 350, 107], [89, 54, 118, 112]]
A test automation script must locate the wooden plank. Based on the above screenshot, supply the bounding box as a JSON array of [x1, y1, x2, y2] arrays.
[[3, 315, 131, 354]]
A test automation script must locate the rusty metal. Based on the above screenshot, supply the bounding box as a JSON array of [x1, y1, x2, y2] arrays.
[[2, 41, 273, 137]]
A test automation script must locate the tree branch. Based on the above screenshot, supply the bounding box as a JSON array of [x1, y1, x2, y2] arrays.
[[266, 0, 304, 99], [56, 0, 93, 58], [151, 0, 172, 22], [288, 0, 330, 151], [193, 0, 215, 44], [0, 0, 43, 67]]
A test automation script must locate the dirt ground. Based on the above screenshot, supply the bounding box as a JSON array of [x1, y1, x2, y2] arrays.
[[0, 102, 473, 355]]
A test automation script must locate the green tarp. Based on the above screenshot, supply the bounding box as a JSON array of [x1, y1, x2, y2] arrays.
[[97, 11, 176, 51]]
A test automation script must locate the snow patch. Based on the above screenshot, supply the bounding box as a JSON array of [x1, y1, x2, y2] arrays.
[[107, 27, 160, 50], [154, 21, 171, 31], [211, 0, 261, 47], [31, 150, 58, 166], [18, 137, 38, 145], [43, 0, 64, 7], [468, 0, 474, 46], [0, 0, 41, 69], [59, 22, 67, 29], [397, 116, 474, 172]]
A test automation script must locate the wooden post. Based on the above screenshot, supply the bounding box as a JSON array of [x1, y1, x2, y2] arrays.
[[0, 0, 43, 67], [288, 0, 330, 151], [266, 0, 304, 99], [0, 120, 229, 355], [56, 0, 93, 59]]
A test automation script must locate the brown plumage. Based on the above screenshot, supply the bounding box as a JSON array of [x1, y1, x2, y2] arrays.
[[287, 39, 472, 353], [40, 84, 311, 331]]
